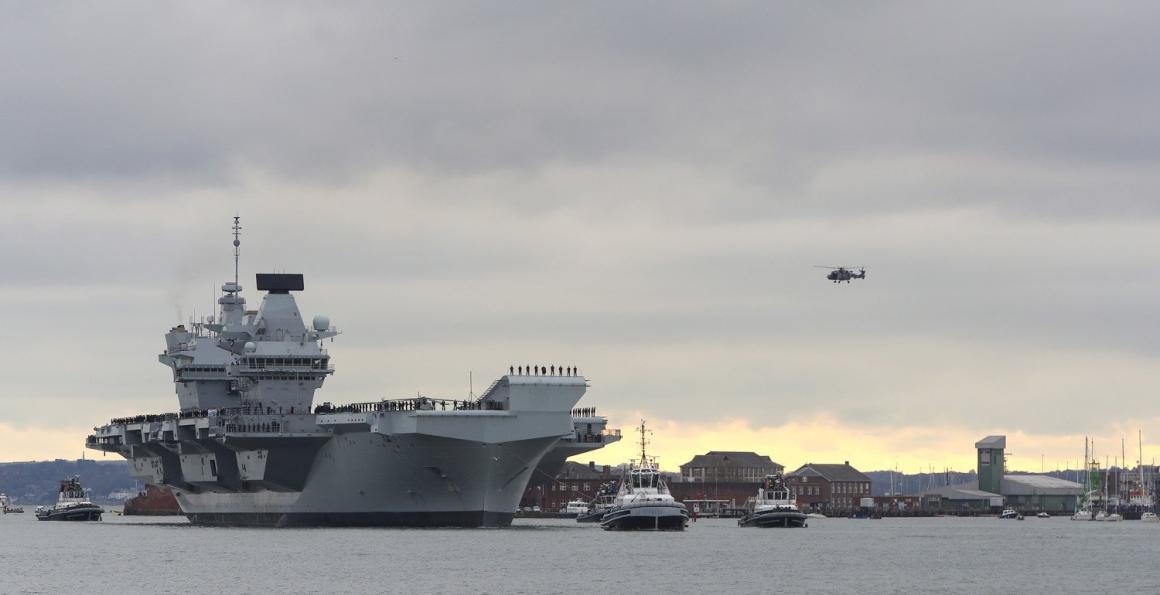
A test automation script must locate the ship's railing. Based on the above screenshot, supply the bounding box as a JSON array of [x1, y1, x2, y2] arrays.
[[571, 407, 600, 418], [314, 397, 507, 414], [99, 395, 509, 429], [222, 419, 287, 434], [570, 428, 621, 443]]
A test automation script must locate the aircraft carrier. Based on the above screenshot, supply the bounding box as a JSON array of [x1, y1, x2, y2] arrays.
[[86, 218, 619, 527]]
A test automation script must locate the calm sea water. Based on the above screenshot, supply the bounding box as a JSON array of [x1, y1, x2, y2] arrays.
[[3, 512, 1159, 594]]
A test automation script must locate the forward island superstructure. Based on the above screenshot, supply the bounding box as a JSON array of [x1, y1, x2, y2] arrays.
[[87, 218, 619, 527]]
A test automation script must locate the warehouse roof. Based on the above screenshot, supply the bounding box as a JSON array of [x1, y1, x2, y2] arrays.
[[1001, 474, 1083, 496], [923, 482, 997, 501], [927, 483, 1001, 500], [927, 474, 1082, 499]]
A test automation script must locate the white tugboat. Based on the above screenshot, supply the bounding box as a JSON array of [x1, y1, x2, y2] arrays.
[[600, 421, 688, 531], [35, 477, 104, 521], [737, 474, 808, 528]]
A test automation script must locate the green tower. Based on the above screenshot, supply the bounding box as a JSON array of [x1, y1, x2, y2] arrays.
[[975, 435, 1006, 494]]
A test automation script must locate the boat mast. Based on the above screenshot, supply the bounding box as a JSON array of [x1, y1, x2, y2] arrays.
[[637, 419, 650, 467], [1122, 437, 1127, 506], [1141, 430, 1148, 509]]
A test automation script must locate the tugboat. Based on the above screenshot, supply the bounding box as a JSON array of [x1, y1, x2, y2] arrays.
[[600, 421, 688, 531], [737, 474, 808, 528], [35, 477, 104, 521]]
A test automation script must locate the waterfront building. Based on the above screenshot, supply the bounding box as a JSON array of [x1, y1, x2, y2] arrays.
[[926, 435, 1082, 514], [679, 451, 783, 483], [520, 461, 615, 512], [784, 462, 872, 514]]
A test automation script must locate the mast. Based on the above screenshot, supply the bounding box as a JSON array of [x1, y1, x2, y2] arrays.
[[1083, 437, 1090, 508], [1141, 430, 1148, 508], [232, 216, 242, 286], [637, 419, 649, 465], [1122, 437, 1127, 504]]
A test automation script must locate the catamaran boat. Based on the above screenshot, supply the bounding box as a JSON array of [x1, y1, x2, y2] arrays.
[[560, 500, 590, 517], [737, 474, 808, 528], [35, 477, 104, 522], [600, 421, 688, 531]]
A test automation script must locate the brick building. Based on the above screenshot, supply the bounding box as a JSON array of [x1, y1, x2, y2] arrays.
[[785, 462, 872, 514], [679, 451, 783, 483], [520, 461, 615, 512]]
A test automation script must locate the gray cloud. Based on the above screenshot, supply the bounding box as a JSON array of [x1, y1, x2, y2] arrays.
[[2, 2, 1159, 462], [3, 3, 1159, 217]]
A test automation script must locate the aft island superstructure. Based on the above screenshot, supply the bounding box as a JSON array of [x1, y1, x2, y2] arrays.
[[87, 219, 619, 527]]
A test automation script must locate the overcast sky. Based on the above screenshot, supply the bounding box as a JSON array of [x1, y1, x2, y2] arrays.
[[3, 2, 1159, 472]]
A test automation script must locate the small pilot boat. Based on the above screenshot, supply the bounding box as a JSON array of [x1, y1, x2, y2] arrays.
[[560, 499, 590, 518], [1, 493, 25, 514]]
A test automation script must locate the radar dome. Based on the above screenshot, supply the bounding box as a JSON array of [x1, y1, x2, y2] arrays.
[[243, 341, 257, 353], [312, 315, 330, 331]]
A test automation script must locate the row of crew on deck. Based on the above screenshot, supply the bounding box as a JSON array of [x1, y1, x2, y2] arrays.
[[104, 396, 506, 427], [509, 365, 579, 376]]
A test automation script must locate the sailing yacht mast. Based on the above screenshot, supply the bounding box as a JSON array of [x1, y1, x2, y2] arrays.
[[1141, 430, 1150, 509]]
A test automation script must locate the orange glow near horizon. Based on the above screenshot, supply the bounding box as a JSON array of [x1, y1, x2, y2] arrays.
[[4, 417, 1159, 478], [571, 413, 1160, 475]]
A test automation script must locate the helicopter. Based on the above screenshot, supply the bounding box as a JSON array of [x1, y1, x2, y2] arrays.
[[815, 266, 867, 283]]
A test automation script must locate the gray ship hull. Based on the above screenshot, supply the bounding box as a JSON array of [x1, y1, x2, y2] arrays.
[[171, 432, 559, 527]]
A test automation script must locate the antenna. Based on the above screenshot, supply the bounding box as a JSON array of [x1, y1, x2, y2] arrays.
[[232, 215, 242, 285], [636, 420, 652, 466]]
